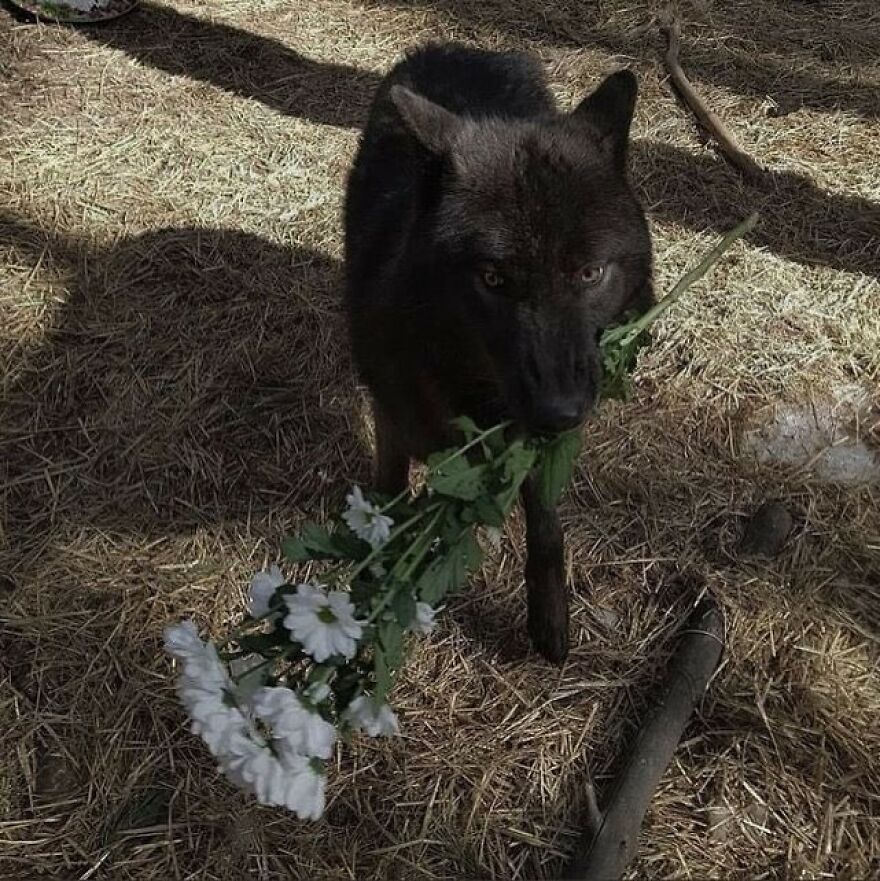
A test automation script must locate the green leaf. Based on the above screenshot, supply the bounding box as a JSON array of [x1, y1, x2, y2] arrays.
[[373, 620, 404, 701], [379, 620, 404, 669], [426, 446, 459, 471], [501, 440, 538, 483], [495, 440, 538, 512], [599, 323, 651, 402], [449, 415, 481, 439], [301, 521, 336, 552], [534, 429, 583, 508], [373, 647, 391, 702], [426, 456, 490, 501], [392, 590, 417, 628], [232, 659, 271, 701], [461, 530, 483, 570], [463, 495, 506, 527], [416, 530, 482, 605], [281, 536, 311, 562], [282, 522, 368, 563]]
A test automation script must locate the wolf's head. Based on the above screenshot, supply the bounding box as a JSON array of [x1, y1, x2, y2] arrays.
[[392, 70, 653, 433]]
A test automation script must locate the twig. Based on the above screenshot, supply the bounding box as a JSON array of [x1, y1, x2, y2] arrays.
[[659, 13, 764, 181], [564, 597, 725, 880]]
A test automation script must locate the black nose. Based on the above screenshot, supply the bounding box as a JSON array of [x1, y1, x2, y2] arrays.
[[530, 396, 584, 434]]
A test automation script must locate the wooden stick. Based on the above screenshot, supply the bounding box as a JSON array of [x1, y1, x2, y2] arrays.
[[564, 597, 725, 880], [659, 14, 764, 181]]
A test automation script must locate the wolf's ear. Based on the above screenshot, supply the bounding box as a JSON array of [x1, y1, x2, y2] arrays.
[[390, 85, 462, 154], [571, 70, 638, 169]]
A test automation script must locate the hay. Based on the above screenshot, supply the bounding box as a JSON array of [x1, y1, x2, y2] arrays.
[[1, 0, 878, 878]]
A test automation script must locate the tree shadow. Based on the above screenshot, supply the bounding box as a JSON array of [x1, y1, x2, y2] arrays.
[[367, 0, 880, 120], [633, 139, 880, 280], [0, 213, 367, 567], [6, 0, 874, 285], [49, 1, 876, 284], [67, 0, 381, 128]]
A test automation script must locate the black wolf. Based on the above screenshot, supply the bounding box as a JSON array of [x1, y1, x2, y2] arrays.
[[344, 44, 653, 662]]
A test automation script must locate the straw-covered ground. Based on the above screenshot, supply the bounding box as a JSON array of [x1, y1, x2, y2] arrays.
[[1, 0, 878, 878]]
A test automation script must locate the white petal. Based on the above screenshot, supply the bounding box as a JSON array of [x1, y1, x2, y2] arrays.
[[248, 565, 285, 618], [344, 695, 400, 737], [306, 683, 331, 704], [180, 642, 229, 690], [345, 485, 368, 512], [306, 628, 334, 663], [164, 620, 204, 659], [411, 601, 437, 636]]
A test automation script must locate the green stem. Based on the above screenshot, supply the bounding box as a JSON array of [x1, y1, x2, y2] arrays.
[[347, 507, 435, 584], [395, 508, 444, 582], [377, 422, 510, 515], [627, 212, 759, 337], [229, 647, 292, 684], [366, 508, 445, 625], [217, 607, 281, 652], [434, 422, 511, 468], [377, 483, 417, 515]]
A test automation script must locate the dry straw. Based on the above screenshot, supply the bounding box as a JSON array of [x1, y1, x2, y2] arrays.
[[1, 0, 878, 878]]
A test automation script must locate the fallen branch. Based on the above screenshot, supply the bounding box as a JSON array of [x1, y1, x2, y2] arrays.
[[564, 597, 725, 880], [660, 13, 764, 181]]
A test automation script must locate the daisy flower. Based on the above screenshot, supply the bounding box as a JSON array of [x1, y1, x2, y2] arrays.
[[283, 583, 364, 662], [252, 686, 337, 759], [410, 601, 438, 636], [344, 694, 399, 737], [342, 485, 394, 548], [248, 564, 286, 618]]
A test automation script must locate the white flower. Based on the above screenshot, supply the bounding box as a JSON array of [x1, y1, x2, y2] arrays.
[[164, 620, 329, 819], [410, 601, 438, 636], [180, 642, 230, 692], [251, 686, 336, 759], [62, 0, 96, 11], [163, 620, 204, 659], [221, 742, 326, 820], [187, 698, 248, 757], [344, 694, 399, 737], [275, 749, 327, 820], [283, 583, 364, 662], [342, 485, 394, 548], [485, 526, 503, 551], [165, 622, 229, 693], [178, 672, 245, 755], [165, 621, 247, 754], [221, 730, 273, 795], [248, 564, 285, 618]]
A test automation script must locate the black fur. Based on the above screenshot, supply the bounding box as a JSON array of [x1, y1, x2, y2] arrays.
[[344, 43, 653, 662]]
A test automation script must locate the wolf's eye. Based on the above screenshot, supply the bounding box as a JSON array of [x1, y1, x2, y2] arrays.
[[579, 264, 606, 287], [481, 266, 505, 289]]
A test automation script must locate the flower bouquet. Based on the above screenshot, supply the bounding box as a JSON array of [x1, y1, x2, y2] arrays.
[[164, 213, 757, 819]]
